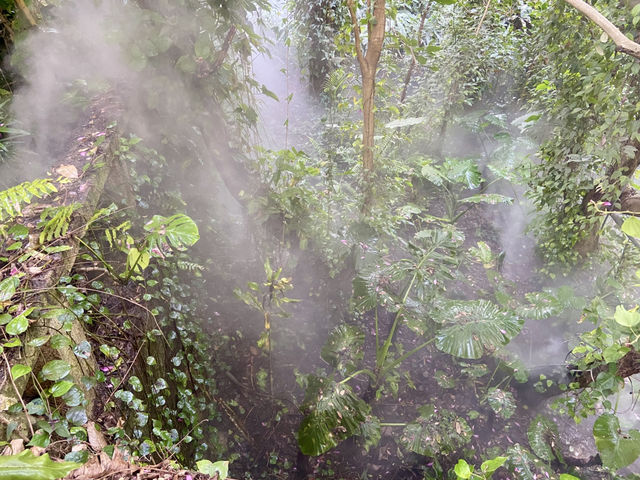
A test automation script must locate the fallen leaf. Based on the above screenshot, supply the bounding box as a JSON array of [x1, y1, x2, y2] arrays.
[[30, 446, 45, 456], [56, 164, 79, 179], [87, 422, 107, 450]]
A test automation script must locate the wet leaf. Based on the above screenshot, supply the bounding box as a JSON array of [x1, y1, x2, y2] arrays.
[[621, 216, 640, 238], [50, 381, 74, 398], [321, 324, 364, 375], [613, 305, 640, 328], [454, 459, 472, 479], [297, 377, 368, 456], [196, 460, 228, 479], [400, 405, 472, 457], [593, 413, 640, 470], [486, 388, 516, 419], [527, 414, 561, 462], [10, 364, 31, 380], [434, 300, 523, 359], [41, 360, 72, 381], [0, 276, 19, 302], [6, 313, 29, 336], [0, 450, 80, 479]]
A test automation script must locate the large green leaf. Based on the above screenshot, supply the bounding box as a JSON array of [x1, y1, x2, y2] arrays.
[[434, 300, 523, 359], [297, 377, 369, 456], [400, 404, 472, 457], [593, 413, 640, 470], [356, 415, 381, 452], [0, 276, 19, 302], [527, 414, 562, 462], [321, 324, 364, 375], [485, 388, 516, 419], [40, 360, 71, 381], [506, 444, 550, 480], [441, 158, 483, 189], [196, 460, 228, 479], [614, 305, 640, 328], [0, 450, 80, 479], [144, 214, 200, 251], [621, 216, 640, 238]]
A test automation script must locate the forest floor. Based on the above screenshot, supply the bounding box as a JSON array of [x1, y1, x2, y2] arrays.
[[204, 196, 614, 479]]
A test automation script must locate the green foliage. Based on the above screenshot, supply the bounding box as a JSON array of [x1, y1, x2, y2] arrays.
[[453, 456, 507, 480], [0, 179, 57, 221], [593, 413, 640, 471], [484, 388, 516, 420], [0, 451, 80, 480], [527, 414, 562, 463], [38, 204, 79, 243], [297, 376, 370, 456], [525, 0, 640, 266], [433, 300, 523, 360], [143, 214, 200, 252], [418, 157, 512, 223], [321, 324, 365, 376], [505, 444, 553, 480], [196, 460, 229, 479], [400, 404, 472, 457]]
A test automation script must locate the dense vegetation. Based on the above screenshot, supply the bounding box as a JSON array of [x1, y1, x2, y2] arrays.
[[0, 0, 639, 479]]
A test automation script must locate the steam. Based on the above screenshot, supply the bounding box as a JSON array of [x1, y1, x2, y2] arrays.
[[6, 1, 232, 185]]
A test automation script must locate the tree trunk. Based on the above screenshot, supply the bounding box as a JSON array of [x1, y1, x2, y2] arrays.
[[576, 139, 640, 254], [347, 0, 386, 211]]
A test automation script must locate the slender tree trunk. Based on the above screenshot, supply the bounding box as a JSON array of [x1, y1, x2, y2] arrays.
[[347, 0, 386, 211]]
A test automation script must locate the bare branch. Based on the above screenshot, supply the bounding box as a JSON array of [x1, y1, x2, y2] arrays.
[[15, 0, 37, 27], [346, 0, 367, 74], [475, 0, 491, 35], [564, 0, 640, 60]]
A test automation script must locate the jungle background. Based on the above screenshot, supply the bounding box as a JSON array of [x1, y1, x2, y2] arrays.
[[0, 0, 639, 479]]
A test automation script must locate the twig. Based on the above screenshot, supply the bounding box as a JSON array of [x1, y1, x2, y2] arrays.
[[1, 352, 34, 437], [475, 0, 491, 35], [15, 0, 37, 27], [400, 5, 430, 103]]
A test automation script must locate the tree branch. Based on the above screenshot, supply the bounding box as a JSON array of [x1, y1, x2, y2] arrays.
[[213, 26, 237, 70], [400, 5, 429, 103], [365, 0, 386, 68], [564, 0, 640, 60], [346, 0, 367, 74], [15, 0, 37, 27]]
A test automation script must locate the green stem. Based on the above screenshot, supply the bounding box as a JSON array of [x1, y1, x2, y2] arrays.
[[77, 237, 118, 280], [376, 249, 434, 378], [380, 336, 436, 378], [379, 422, 406, 427], [338, 369, 375, 385], [123, 241, 148, 283]]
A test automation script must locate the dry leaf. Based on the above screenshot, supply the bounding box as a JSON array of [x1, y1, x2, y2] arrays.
[[87, 421, 107, 450], [30, 446, 45, 456], [56, 164, 79, 179]]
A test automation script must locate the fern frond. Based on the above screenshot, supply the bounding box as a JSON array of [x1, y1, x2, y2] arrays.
[[38, 203, 80, 243], [0, 178, 57, 220]]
